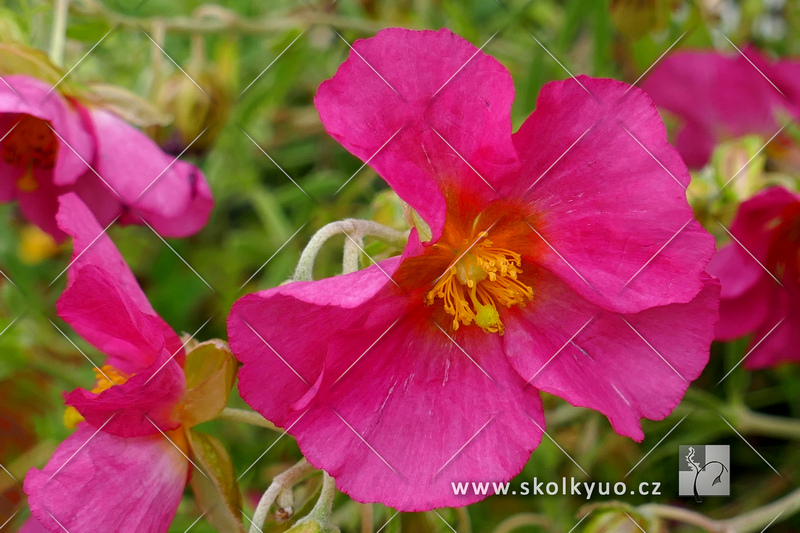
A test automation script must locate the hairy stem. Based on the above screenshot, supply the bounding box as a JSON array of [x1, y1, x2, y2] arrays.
[[249, 459, 316, 533], [293, 219, 408, 281]]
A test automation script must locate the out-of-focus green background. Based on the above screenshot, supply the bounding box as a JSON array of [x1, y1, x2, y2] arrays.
[[1, 0, 799, 531]]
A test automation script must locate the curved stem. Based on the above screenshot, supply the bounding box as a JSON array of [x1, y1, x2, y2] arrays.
[[307, 472, 337, 522], [721, 486, 800, 533], [293, 220, 408, 281], [641, 486, 800, 532], [218, 407, 278, 431], [249, 459, 316, 533]]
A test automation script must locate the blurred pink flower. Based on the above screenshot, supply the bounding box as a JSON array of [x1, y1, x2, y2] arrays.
[[0, 75, 213, 240], [229, 28, 720, 510], [24, 193, 189, 532], [642, 48, 800, 168], [707, 186, 800, 368]]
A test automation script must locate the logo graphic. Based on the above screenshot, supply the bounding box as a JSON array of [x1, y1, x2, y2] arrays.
[[679, 445, 730, 502]]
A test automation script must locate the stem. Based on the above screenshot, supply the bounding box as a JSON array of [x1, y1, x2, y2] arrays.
[[342, 233, 363, 274], [249, 459, 316, 533], [641, 486, 800, 532], [639, 504, 728, 532], [360, 504, 373, 533], [70, 0, 390, 34], [306, 472, 337, 522], [455, 507, 472, 533], [50, 0, 69, 67], [293, 220, 408, 282], [734, 406, 800, 440], [218, 407, 278, 431], [491, 513, 552, 533], [721, 486, 800, 533]]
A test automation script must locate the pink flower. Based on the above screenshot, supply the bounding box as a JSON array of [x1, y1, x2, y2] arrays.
[[24, 193, 189, 532], [641, 48, 800, 168], [707, 186, 800, 368], [0, 75, 213, 240], [228, 28, 720, 511]]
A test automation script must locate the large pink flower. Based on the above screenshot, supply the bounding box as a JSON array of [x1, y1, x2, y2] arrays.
[[24, 193, 189, 532], [228, 28, 720, 511], [641, 48, 800, 168], [707, 186, 800, 368], [0, 75, 213, 240]]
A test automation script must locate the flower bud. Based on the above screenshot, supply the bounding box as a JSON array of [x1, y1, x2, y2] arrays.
[[149, 67, 232, 155]]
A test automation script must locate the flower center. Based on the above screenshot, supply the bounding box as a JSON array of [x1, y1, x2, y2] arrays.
[[1, 115, 58, 192], [91, 365, 130, 393], [63, 366, 129, 429], [425, 231, 534, 335]]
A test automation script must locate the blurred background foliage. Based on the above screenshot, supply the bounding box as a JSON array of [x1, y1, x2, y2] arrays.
[[1, 0, 799, 531]]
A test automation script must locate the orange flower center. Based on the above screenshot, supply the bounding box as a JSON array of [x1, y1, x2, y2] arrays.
[[1, 115, 58, 192], [425, 231, 534, 335]]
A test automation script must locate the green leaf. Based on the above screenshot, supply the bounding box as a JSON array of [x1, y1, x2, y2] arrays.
[[179, 339, 237, 428], [187, 430, 246, 533]]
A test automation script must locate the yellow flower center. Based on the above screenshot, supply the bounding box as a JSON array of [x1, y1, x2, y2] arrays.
[[1, 115, 58, 192], [425, 232, 534, 335], [63, 366, 129, 429], [91, 365, 129, 393]]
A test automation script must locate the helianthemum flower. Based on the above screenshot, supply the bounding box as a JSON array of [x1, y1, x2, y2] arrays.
[[641, 48, 800, 169], [707, 186, 800, 368], [229, 28, 720, 510], [0, 75, 213, 240], [24, 194, 235, 532]]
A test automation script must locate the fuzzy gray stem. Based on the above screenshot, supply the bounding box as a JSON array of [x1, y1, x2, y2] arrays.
[[249, 459, 315, 533], [292, 220, 407, 281]]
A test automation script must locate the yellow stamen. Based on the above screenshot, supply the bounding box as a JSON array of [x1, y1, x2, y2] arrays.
[[91, 366, 129, 394], [426, 234, 534, 334], [63, 366, 130, 429]]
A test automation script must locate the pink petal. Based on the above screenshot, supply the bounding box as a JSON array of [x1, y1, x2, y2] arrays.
[[642, 49, 790, 167], [715, 275, 774, 341], [16, 169, 66, 240], [744, 293, 800, 369], [230, 253, 545, 510], [56, 193, 182, 366], [503, 271, 719, 440], [24, 425, 187, 533], [293, 309, 542, 511], [0, 76, 93, 186], [86, 108, 213, 237], [512, 76, 714, 313], [228, 257, 404, 427], [727, 186, 799, 258], [57, 265, 170, 373], [128, 160, 214, 237], [706, 244, 763, 300], [708, 188, 800, 344], [316, 28, 519, 241], [65, 347, 185, 438]]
